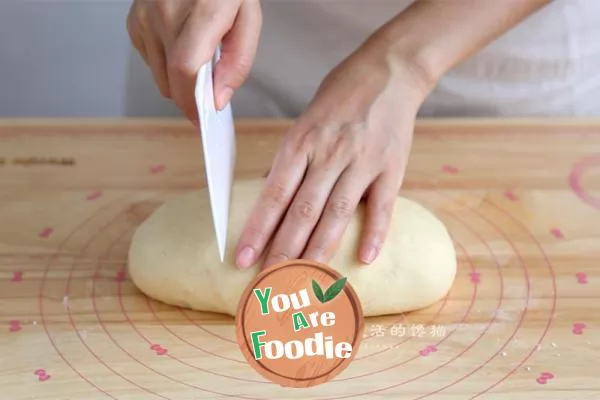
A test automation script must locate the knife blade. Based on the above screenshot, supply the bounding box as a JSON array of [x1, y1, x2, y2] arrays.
[[195, 47, 236, 262]]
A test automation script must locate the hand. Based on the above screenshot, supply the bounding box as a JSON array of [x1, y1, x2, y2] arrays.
[[234, 39, 433, 270], [126, 0, 262, 122]]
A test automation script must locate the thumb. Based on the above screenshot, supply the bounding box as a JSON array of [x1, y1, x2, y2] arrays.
[[213, 0, 262, 110]]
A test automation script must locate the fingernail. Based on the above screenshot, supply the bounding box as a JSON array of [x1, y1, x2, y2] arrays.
[[361, 246, 378, 264], [218, 87, 234, 110], [236, 246, 256, 269]]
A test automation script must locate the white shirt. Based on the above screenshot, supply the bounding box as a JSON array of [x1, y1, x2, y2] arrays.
[[233, 0, 600, 118]]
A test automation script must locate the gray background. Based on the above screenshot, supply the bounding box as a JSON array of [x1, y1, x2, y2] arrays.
[[0, 0, 406, 119], [0, 0, 182, 118], [3, 1, 596, 118]]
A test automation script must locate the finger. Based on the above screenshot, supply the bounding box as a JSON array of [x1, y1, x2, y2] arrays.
[[143, 33, 171, 98], [167, 5, 237, 121], [358, 172, 403, 264], [132, 33, 149, 65], [235, 146, 308, 270], [149, 0, 191, 49], [302, 167, 369, 263], [261, 161, 347, 269], [126, 6, 149, 63], [213, 0, 262, 110]]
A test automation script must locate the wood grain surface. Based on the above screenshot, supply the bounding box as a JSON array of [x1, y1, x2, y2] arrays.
[[0, 118, 599, 399]]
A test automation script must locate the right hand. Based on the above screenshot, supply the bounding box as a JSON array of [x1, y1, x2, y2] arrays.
[[127, 0, 262, 122]]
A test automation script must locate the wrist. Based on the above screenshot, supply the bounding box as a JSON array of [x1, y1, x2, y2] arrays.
[[358, 29, 439, 105]]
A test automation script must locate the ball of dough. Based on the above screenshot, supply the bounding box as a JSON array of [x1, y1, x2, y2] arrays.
[[128, 179, 456, 317]]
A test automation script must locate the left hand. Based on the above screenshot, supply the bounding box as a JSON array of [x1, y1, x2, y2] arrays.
[[234, 39, 432, 270]]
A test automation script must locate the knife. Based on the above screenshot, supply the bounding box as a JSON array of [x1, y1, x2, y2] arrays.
[[195, 47, 236, 262]]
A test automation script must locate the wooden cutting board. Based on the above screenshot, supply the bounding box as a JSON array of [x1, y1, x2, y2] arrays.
[[0, 118, 598, 399]]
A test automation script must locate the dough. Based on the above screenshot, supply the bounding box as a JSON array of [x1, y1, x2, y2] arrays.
[[128, 179, 457, 317]]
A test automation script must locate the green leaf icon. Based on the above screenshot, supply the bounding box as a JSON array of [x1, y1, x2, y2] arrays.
[[312, 279, 325, 302], [312, 277, 348, 304], [322, 277, 347, 303]]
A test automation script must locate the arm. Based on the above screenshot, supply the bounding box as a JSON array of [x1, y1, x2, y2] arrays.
[[235, 0, 552, 269], [367, 0, 552, 93]]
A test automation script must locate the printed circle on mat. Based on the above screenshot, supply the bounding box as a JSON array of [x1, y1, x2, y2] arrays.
[[235, 259, 364, 388]]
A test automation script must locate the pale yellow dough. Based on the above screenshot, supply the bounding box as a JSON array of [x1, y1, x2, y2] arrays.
[[128, 179, 457, 317]]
